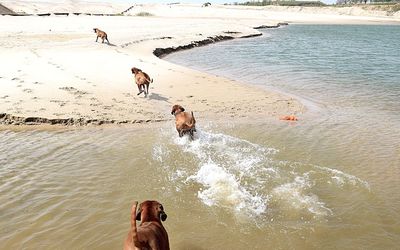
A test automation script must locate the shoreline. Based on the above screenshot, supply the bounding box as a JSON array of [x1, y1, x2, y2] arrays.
[[1, 4, 399, 128]]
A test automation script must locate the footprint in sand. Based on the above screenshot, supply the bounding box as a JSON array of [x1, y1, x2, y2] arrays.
[[0, 95, 9, 99], [22, 88, 33, 93], [60, 86, 77, 91], [11, 77, 19, 81], [102, 105, 113, 110]]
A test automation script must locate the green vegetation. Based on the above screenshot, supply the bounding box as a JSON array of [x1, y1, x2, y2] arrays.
[[237, 0, 399, 7], [335, 0, 399, 5], [135, 12, 154, 17], [239, 1, 327, 6]]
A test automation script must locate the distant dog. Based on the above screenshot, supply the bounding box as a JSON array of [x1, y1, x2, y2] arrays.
[[124, 201, 169, 250], [171, 104, 196, 140], [131, 67, 153, 97], [93, 28, 110, 44]]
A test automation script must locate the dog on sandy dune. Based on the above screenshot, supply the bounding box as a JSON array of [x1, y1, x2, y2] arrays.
[[131, 67, 153, 97], [124, 201, 169, 250], [171, 104, 196, 140], [93, 28, 110, 44]]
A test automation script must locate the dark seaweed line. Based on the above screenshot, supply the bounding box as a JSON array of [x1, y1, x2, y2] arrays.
[[153, 23, 287, 58], [0, 113, 166, 126]]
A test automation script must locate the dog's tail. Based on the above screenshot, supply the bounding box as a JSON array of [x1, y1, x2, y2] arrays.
[[131, 201, 142, 248], [143, 72, 152, 84], [188, 111, 196, 127]]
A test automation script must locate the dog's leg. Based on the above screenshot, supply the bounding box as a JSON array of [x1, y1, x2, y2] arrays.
[[106, 37, 110, 44], [102, 37, 105, 43], [189, 129, 195, 140], [145, 83, 149, 97], [96, 36, 98, 42], [137, 85, 144, 95]]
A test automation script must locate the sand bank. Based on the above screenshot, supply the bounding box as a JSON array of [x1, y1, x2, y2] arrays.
[[1, 3, 399, 126]]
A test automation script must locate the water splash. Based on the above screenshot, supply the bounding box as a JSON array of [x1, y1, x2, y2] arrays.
[[153, 126, 369, 223]]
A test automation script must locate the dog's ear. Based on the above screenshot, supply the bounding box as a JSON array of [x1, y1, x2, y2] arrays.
[[160, 211, 167, 221], [158, 203, 167, 221], [180, 107, 185, 112], [171, 105, 177, 115], [136, 206, 141, 221]]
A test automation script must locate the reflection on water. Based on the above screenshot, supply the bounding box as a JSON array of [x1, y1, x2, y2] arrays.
[[1, 123, 398, 249]]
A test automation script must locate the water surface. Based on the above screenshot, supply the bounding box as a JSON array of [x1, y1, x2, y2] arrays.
[[1, 24, 400, 249]]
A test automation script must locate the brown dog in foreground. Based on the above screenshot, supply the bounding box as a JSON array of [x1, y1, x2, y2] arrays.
[[93, 28, 110, 44], [171, 104, 196, 140], [124, 201, 169, 250], [131, 67, 153, 97]]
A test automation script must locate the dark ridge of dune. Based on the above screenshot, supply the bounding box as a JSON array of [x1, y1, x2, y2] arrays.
[[0, 113, 166, 126], [153, 35, 235, 58], [0, 3, 16, 15]]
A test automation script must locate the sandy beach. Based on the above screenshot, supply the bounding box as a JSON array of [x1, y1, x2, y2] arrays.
[[0, 2, 399, 126]]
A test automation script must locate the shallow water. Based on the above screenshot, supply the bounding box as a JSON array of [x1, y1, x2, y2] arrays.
[[1, 24, 400, 249], [1, 124, 393, 249]]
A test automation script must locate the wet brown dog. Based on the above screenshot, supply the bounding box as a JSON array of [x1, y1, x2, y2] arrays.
[[131, 67, 153, 97], [93, 28, 110, 44], [124, 201, 169, 250], [171, 104, 196, 140]]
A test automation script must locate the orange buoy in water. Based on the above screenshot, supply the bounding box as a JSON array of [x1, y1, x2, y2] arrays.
[[280, 115, 298, 121]]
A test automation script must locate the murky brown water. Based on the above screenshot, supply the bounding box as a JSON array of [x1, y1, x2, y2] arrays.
[[1, 116, 399, 249]]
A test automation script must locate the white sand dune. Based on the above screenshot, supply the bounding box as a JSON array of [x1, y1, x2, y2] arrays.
[[1, 0, 130, 14]]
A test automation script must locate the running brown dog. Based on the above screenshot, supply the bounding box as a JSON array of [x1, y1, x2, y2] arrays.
[[93, 28, 110, 44], [124, 201, 169, 250], [171, 104, 196, 140], [131, 67, 153, 97]]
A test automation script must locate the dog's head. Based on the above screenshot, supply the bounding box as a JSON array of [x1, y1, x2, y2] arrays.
[[171, 104, 185, 116], [131, 67, 142, 75], [136, 200, 167, 222], [93, 28, 98, 33]]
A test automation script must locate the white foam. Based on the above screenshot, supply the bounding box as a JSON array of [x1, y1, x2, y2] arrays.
[[314, 165, 370, 189], [272, 175, 333, 217], [187, 163, 266, 216], [153, 126, 370, 222]]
